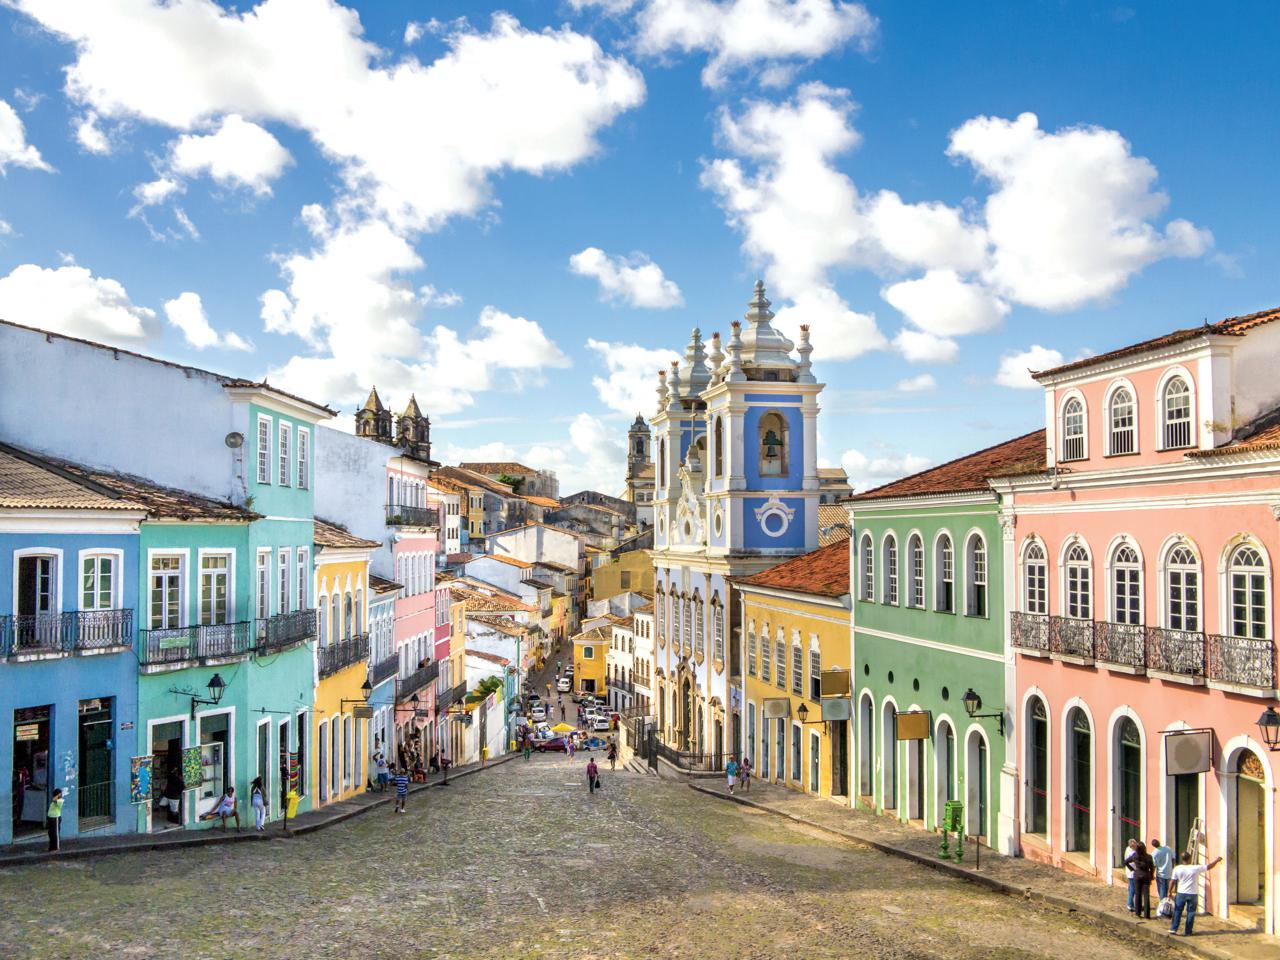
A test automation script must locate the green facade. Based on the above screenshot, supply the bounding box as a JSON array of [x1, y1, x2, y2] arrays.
[[850, 497, 1007, 846]]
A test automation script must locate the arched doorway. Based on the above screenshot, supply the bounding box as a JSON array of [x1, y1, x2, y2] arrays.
[[858, 694, 874, 799], [1114, 717, 1142, 867], [966, 728, 989, 840], [1027, 698, 1049, 836], [906, 734, 925, 822], [679, 678, 692, 751], [1232, 749, 1267, 914], [1066, 707, 1092, 855], [935, 720, 955, 826], [881, 701, 897, 810]]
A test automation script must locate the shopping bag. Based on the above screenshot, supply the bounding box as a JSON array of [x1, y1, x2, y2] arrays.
[[1157, 896, 1174, 918]]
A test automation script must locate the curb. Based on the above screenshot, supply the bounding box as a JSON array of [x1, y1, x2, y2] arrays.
[[689, 784, 1234, 960], [0, 753, 518, 868]]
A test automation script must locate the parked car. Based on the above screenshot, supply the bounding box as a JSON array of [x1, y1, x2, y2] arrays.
[[591, 716, 611, 732], [556, 677, 571, 693], [531, 705, 547, 722], [535, 736, 569, 753]]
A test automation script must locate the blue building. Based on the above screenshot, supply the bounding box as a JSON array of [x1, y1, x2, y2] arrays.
[[0, 444, 143, 846], [650, 282, 824, 766]]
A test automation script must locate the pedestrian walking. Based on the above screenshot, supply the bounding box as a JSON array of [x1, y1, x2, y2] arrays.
[[566, 738, 575, 761], [607, 740, 617, 771], [1151, 838, 1175, 902], [1130, 842, 1155, 919], [393, 767, 410, 813], [250, 776, 267, 832], [522, 736, 532, 761], [556, 659, 562, 673], [375, 750, 391, 792], [1168, 852, 1222, 936], [212, 785, 241, 832], [586, 758, 600, 794], [1122, 838, 1138, 913], [726, 756, 739, 795], [739, 755, 752, 793], [45, 787, 64, 852]]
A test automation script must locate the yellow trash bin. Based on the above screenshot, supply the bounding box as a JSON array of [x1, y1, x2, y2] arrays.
[[285, 789, 300, 819]]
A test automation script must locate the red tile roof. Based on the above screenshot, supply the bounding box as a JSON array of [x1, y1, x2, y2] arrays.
[[368, 574, 402, 594], [818, 504, 851, 545], [314, 518, 380, 549], [1035, 306, 1280, 379], [736, 541, 850, 598], [847, 430, 1046, 502], [458, 462, 541, 476], [1187, 407, 1280, 458]]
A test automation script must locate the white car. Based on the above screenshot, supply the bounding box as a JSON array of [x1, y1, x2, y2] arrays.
[[591, 715, 611, 732], [556, 677, 571, 693], [531, 705, 546, 722]]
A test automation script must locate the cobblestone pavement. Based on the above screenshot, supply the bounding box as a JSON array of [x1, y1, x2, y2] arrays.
[[0, 756, 1172, 960]]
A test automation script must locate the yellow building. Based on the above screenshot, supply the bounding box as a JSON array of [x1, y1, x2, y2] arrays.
[[589, 548, 654, 602], [313, 520, 379, 805], [737, 541, 852, 801], [572, 625, 609, 697]]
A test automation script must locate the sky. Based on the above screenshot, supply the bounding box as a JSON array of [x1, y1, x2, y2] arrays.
[[1, 0, 1277, 495]]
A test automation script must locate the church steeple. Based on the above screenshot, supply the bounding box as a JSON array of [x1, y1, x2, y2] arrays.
[[356, 385, 392, 440]]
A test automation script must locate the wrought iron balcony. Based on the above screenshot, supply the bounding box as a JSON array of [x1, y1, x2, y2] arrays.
[[436, 680, 467, 710], [1010, 611, 1050, 653], [1095, 620, 1146, 670], [1, 609, 134, 658], [1145, 626, 1205, 678], [385, 503, 440, 528], [255, 609, 317, 654], [396, 659, 440, 701], [1208, 633, 1275, 690], [369, 651, 399, 688], [1049, 615, 1095, 659], [319, 634, 370, 679], [139, 620, 252, 666]]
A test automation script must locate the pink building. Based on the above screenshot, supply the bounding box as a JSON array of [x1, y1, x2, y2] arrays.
[[995, 307, 1280, 934]]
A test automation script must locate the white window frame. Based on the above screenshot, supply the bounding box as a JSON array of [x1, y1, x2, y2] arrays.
[[197, 549, 235, 626], [1223, 540, 1271, 640], [277, 548, 291, 615], [297, 427, 310, 490], [760, 621, 771, 683], [1156, 367, 1196, 451], [255, 549, 271, 621], [1106, 539, 1142, 626], [790, 635, 803, 696], [1159, 538, 1201, 632], [1105, 380, 1138, 456], [1059, 392, 1087, 462], [278, 421, 292, 487], [881, 533, 898, 606], [256, 414, 272, 485], [1021, 540, 1047, 615], [148, 550, 188, 631], [965, 532, 988, 618], [296, 547, 308, 611], [1061, 539, 1093, 620], [907, 533, 924, 609], [934, 531, 954, 613], [860, 533, 875, 602], [78, 548, 123, 612]]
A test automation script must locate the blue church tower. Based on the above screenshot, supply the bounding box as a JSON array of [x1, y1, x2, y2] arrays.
[[650, 281, 824, 761]]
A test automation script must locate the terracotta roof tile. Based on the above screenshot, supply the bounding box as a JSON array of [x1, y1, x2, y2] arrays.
[[465, 648, 511, 665], [848, 430, 1046, 502], [735, 541, 850, 598], [467, 616, 527, 637], [452, 585, 536, 613], [466, 553, 533, 569], [818, 504, 851, 545], [573, 626, 611, 643], [314, 518, 380, 549], [435, 466, 517, 496], [458, 462, 540, 476], [0, 445, 144, 511], [369, 574, 403, 594], [1035, 306, 1280, 379], [1187, 405, 1280, 458], [522, 495, 560, 508]]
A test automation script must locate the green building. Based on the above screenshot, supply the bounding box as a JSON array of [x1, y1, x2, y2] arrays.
[[846, 431, 1043, 855]]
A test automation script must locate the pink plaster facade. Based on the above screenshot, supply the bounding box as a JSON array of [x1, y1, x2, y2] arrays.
[[1001, 321, 1280, 935]]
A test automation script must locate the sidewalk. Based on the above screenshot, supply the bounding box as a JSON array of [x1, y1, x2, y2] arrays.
[[0, 753, 516, 869], [691, 779, 1279, 960]]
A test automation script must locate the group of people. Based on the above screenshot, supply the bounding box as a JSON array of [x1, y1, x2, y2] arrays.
[[1122, 837, 1222, 936], [724, 755, 752, 794]]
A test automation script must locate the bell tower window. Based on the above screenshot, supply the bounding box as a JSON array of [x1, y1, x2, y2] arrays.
[[758, 412, 787, 477]]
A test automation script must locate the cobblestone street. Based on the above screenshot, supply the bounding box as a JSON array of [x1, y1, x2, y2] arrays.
[[0, 756, 1170, 960]]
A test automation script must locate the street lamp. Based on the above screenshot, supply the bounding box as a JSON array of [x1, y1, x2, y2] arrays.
[[795, 702, 824, 725], [173, 672, 227, 718], [961, 688, 1005, 736], [1257, 705, 1280, 751]]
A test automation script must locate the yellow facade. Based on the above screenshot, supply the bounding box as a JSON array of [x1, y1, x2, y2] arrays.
[[589, 549, 654, 602], [739, 586, 852, 802], [466, 490, 484, 539], [572, 626, 609, 697], [313, 550, 373, 805]]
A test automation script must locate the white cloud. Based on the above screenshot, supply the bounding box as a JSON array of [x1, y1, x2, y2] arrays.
[[569, 247, 683, 308], [169, 114, 292, 195], [418, 284, 462, 307], [0, 262, 158, 345], [628, 0, 877, 88], [12, 87, 44, 112], [0, 99, 51, 172], [772, 286, 884, 361], [893, 328, 958, 364], [74, 112, 110, 154], [948, 112, 1212, 310], [993, 344, 1074, 389], [0, 219, 13, 237], [840, 446, 931, 493], [881, 269, 1009, 338], [162, 291, 252, 351], [896, 373, 935, 393], [586, 338, 681, 414]]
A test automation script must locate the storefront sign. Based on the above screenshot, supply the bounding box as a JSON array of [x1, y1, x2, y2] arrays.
[[895, 710, 931, 741], [762, 697, 791, 719], [130, 756, 153, 803], [15, 723, 40, 742], [1165, 728, 1213, 775], [119, 721, 134, 731], [820, 698, 851, 722], [353, 705, 373, 720], [820, 669, 851, 697]]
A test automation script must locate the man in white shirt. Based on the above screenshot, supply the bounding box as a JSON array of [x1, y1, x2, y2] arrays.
[[1168, 852, 1222, 936]]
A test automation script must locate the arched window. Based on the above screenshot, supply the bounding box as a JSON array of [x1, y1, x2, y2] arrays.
[[882, 535, 898, 605], [1061, 397, 1085, 461], [1162, 377, 1193, 449], [713, 415, 724, 478], [1111, 544, 1141, 625], [935, 534, 954, 613], [1065, 544, 1092, 619], [860, 534, 875, 602], [343, 593, 354, 640], [655, 586, 665, 646], [758, 412, 787, 476], [1164, 544, 1199, 631], [760, 622, 771, 682], [774, 629, 786, 690], [746, 620, 757, 676], [688, 594, 699, 655], [907, 534, 924, 608], [693, 591, 704, 658], [1228, 545, 1268, 639], [1027, 698, 1048, 835], [1024, 542, 1047, 614], [1108, 386, 1136, 455], [965, 534, 987, 617], [713, 597, 725, 662]]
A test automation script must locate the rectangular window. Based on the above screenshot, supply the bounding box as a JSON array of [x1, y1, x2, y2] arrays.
[[760, 625, 771, 682], [81, 554, 116, 610], [774, 637, 785, 690], [621, 571, 631, 590], [296, 548, 308, 611], [1025, 562, 1047, 615], [1167, 569, 1198, 631], [1113, 568, 1140, 625], [149, 555, 183, 630], [278, 422, 292, 487], [1067, 566, 1091, 620], [200, 554, 230, 625], [257, 416, 271, 485], [809, 647, 821, 701], [256, 550, 271, 620], [278, 549, 290, 615], [297, 428, 310, 489], [791, 643, 803, 695], [583, 646, 594, 659]]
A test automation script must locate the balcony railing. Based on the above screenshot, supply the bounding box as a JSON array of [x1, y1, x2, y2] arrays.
[[1145, 626, 1205, 678], [1049, 615, 1095, 660], [319, 634, 370, 679], [255, 609, 317, 654], [1010, 611, 1050, 653], [396, 660, 440, 701], [1207, 633, 1276, 689], [1, 609, 134, 657], [369, 652, 399, 688], [140, 621, 252, 665], [436, 680, 467, 710], [1095, 620, 1146, 670], [386, 504, 440, 528]]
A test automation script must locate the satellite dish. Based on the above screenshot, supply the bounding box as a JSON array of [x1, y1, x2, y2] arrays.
[[225, 432, 244, 449]]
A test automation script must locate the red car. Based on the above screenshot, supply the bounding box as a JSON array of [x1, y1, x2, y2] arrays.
[[534, 736, 570, 753]]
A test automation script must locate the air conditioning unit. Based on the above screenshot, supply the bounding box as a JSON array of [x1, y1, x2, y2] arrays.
[[1165, 729, 1213, 776]]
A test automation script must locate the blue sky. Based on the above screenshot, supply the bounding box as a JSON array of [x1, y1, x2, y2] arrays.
[[0, 0, 1276, 493]]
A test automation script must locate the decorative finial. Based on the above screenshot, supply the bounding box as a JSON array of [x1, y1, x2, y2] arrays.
[[656, 369, 668, 416], [797, 324, 815, 383], [667, 360, 682, 411], [725, 320, 746, 382], [745, 280, 773, 325], [707, 331, 724, 384]]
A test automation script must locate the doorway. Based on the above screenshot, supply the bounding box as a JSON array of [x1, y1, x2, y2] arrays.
[[858, 694, 873, 798], [907, 736, 925, 822], [1114, 717, 1142, 867], [1232, 750, 1267, 912], [11, 705, 51, 839], [77, 698, 114, 831], [831, 720, 849, 797], [1067, 708, 1091, 854], [775, 718, 785, 783]]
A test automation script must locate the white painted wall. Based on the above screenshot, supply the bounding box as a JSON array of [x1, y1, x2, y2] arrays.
[[315, 426, 394, 578], [487, 524, 581, 570]]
